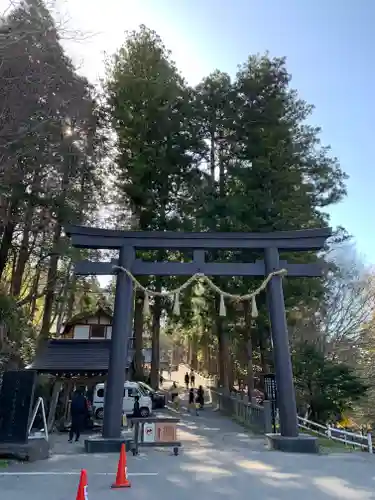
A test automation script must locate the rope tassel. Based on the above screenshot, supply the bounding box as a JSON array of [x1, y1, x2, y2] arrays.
[[172, 293, 180, 316], [251, 295, 258, 318], [219, 294, 226, 317], [143, 292, 150, 317]]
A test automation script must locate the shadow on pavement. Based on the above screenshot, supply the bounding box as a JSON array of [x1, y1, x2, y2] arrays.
[[2, 367, 375, 499]]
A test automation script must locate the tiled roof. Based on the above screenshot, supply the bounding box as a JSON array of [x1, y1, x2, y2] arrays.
[[28, 339, 133, 374]]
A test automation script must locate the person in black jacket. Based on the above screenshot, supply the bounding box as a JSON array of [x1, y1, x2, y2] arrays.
[[188, 388, 198, 415], [69, 388, 88, 443], [184, 372, 189, 390], [132, 394, 141, 418], [197, 385, 204, 409], [190, 371, 195, 388]]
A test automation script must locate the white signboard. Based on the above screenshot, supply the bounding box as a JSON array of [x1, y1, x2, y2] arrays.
[[143, 422, 155, 443]]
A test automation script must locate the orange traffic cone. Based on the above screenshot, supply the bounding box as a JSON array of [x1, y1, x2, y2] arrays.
[[76, 469, 88, 500], [111, 443, 131, 489]]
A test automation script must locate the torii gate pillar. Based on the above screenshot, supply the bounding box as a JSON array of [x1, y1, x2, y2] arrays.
[[265, 247, 298, 437], [102, 246, 134, 439]]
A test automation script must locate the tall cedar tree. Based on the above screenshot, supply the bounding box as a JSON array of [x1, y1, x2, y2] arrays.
[[183, 56, 348, 388], [105, 26, 206, 387]]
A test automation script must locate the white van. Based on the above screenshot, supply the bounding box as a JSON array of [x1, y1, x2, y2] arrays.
[[92, 381, 152, 420]]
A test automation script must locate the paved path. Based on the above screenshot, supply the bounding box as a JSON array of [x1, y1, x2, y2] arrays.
[[163, 364, 212, 389], [2, 402, 375, 499], [2, 369, 375, 499]]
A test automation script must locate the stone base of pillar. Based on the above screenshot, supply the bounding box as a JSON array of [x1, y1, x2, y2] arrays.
[[266, 433, 319, 454], [0, 437, 50, 462], [84, 433, 133, 454]]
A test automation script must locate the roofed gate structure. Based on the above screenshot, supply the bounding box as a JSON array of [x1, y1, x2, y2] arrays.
[[66, 225, 331, 453]]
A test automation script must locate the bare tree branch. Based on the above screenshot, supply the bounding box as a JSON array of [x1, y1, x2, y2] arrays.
[[290, 244, 375, 365]]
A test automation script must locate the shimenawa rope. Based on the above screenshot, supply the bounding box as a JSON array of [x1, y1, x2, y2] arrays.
[[112, 265, 287, 318]]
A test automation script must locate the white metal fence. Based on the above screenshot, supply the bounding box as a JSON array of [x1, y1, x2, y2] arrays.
[[297, 415, 373, 453]]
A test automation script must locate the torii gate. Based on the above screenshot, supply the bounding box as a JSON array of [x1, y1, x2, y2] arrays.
[[66, 225, 331, 452]]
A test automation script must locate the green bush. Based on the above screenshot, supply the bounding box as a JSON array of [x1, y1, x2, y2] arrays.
[[292, 343, 368, 423]]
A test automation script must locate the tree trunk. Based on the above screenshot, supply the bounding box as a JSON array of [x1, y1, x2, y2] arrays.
[[150, 293, 162, 389], [217, 316, 229, 390], [186, 339, 191, 366], [11, 204, 33, 296], [54, 264, 72, 335], [0, 193, 22, 278], [39, 221, 61, 342], [202, 336, 210, 373], [27, 233, 48, 320], [244, 301, 255, 398], [190, 333, 198, 370], [29, 262, 42, 322], [208, 346, 216, 375], [227, 352, 235, 389], [259, 338, 270, 374], [133, 292, 144, 380], [65, 276, 77, 320], [210, 124, 216, 178], [257, 325, 270, 393], [38, 134, 73, 341], [0, 219, 16, 278]]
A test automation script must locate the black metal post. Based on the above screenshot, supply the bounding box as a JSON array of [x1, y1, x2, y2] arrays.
[[102, 245, 134, 439], [264, 247, 298, 437]]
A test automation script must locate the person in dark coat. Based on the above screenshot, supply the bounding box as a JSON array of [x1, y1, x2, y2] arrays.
[[69, 388, 88, 443], [184, 372, 189, 390], [197, 385, 204, 409], [188, 388, 198, 415], [132, 394, 141, 418], [129, 394, 141, 429]]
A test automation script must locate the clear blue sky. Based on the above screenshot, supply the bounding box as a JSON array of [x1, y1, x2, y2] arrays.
[[61, 0, 374, 262], [163, 0, 374, 261]]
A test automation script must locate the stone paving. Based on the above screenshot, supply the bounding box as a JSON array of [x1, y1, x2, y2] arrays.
[[1, 369, 375, 499]]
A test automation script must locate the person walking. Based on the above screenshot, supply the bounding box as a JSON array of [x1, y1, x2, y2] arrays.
[[132, 394, 141, 418], [197, 385, 204, 409], [188, 388, 198, 415], [129, 394, 141, 429], [69, 387, 88, 443], [190, 371, 195, 388], [184, 372, 189, 390], [170, 382, 180, 411]]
